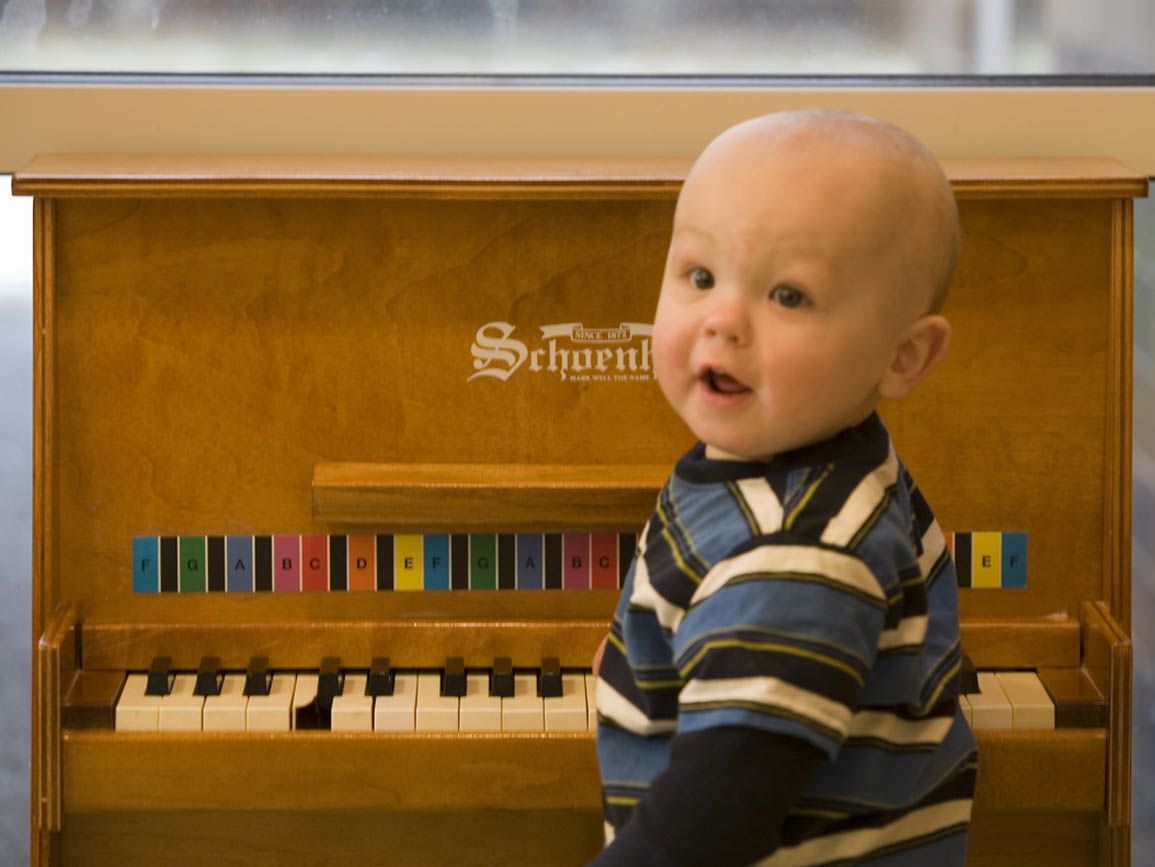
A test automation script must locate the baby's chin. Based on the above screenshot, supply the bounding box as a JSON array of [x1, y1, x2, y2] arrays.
[[703, 442, 774, 462]]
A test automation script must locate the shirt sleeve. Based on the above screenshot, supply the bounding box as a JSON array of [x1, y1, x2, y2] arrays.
[[672, 534, 890, 758], [586, 727, 825, 867]]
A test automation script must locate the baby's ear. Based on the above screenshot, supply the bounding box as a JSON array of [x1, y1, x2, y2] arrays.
[[879, 314, 952, 401]]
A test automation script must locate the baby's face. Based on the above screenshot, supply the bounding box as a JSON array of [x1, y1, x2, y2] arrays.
[[652, 133, 915, 461]]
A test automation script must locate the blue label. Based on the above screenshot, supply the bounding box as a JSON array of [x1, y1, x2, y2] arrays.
[[1001, 532, 1027, 588], [423, 534, 450, 590], [516, 534, 543, 590], [227, 536, 254, 592], [132, 537, 159, 592]]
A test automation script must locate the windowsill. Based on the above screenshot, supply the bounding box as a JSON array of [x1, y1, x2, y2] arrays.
[[0, 82, 1153, 175]]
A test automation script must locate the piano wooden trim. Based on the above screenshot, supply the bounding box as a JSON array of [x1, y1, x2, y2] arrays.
[[12, 154, 1148, 199], [65, 616, 1081, 671], [77, 618, 611, 670], [56, 728, 1104, 814], [1083, 601, 1133, 853], [36, 604, 77, 834], [312, 461, 668, 530], [1107, 200, 1134, 633]]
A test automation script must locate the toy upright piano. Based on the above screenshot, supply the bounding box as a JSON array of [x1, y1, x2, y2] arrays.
[[18, 154, 1144, 866]]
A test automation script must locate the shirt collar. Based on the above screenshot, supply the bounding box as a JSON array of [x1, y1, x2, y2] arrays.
[[674, 412, 890, 484]]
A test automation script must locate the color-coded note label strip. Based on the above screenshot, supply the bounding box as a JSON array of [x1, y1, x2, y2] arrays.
[[945, 531, 1027, 589], [132, 533, 637, 593], [133, 530, 1025, 593]]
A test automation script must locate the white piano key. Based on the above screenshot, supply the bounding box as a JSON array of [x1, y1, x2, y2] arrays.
[[502, 673, 544, 732], [968, 672, 1013, 731], [246, 673, 296, 732], [158, 673, 204, 732], [291, 672, 320, 730], [203, 673, 247, 732], [374, 672, 417, 732], [586, 673, 598, 731], [115, 673, 164, 731], [416, 672, 459, 732], [331, 672, 373, 732], [459, 672, 501, 732], [545, 674, 587, 732], [959, 694, 972, 727], [996, 671, 1055, 730]]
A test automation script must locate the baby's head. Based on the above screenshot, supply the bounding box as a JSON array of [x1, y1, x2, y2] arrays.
[[652, 109, 959, 461]]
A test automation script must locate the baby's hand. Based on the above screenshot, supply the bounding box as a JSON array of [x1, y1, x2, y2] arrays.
[[592, 635, 608, 675]]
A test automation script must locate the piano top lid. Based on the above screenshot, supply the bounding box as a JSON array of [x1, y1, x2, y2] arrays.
[[11, 154, 1149, 199]]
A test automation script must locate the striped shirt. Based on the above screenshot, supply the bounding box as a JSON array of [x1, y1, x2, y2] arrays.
[[595, 413, 977, 866]]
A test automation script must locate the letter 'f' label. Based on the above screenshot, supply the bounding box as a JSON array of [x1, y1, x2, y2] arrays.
[[469, 321, 528, 382]]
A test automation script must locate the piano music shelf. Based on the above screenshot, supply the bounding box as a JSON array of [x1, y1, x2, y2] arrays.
[[312, 462, 668, 531]]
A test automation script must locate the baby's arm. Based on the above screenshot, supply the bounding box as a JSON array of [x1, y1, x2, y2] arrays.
[[587, 726, 824, 867], [592, 634, 608, 676]]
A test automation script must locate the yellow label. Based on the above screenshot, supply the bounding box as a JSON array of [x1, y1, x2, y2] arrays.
[[971, 532, 1001, 588], [394, 534, 423, 591]]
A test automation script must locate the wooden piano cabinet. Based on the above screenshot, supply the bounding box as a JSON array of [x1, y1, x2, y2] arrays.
[[20, 156, 1144, 866]]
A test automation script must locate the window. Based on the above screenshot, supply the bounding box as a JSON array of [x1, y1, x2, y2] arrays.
[[1, 0, 1152, 77], [1, 4, 1152, 864]]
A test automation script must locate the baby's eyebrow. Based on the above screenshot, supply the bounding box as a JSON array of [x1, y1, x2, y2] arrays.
[[671, 224, 717, 244]]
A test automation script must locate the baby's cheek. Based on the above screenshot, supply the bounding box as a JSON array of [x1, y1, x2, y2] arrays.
[[650, 326, 680, 386]]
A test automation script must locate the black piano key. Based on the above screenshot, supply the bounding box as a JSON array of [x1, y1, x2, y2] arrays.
[[254, 536, 273, 592], [618, 533, 637, 587], [959, 653, 979, 695], [244, 656, 272, 697], [295, 699, 329, 730], [538, 656, 563, 698], [497, 534, 516, 590], [954, 533, 972, 589], [193, 655, 223, 697], [207, 536, 226, 592], [544, 535, 563, 589], [490, 656, 514, 698], [317, 656, 343, 709], [442, 656, 467, 697], [376, 534, 394, 591], [330, 535, 348, 591], [160, 536, 178, 592], [367, 656, 395, 697], [451, 535, 469, 590], [145, 656, 174, 696]]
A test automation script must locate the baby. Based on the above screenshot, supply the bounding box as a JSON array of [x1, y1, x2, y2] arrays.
[[590, 110, 978, 867]]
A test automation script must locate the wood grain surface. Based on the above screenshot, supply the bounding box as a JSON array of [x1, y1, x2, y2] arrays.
[[21, 157, 1139, 866]]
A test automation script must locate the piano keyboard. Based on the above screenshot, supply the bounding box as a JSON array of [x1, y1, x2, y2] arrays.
[[107, 662, 1098, 736], [113, 662, 599, 733]]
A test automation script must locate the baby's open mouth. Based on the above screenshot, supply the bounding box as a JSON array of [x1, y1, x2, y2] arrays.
[[703, 368, 751, 395]]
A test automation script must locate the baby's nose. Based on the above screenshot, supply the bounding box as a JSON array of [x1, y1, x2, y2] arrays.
[[702, 298, 750, 344]]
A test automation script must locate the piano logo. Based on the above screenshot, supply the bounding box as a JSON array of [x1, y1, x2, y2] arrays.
[[469, 321, 654, 383]]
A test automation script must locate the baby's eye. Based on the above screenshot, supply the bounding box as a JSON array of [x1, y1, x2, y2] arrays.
[[769, 284, 808, 308], [690, 267, 715, 290]]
